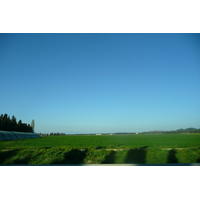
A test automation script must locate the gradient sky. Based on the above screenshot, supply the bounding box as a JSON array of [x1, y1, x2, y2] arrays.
[[0, 33, 200, 133]]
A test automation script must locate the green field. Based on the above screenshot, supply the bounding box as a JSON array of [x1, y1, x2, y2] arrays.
[[0, 133, 200, 165]]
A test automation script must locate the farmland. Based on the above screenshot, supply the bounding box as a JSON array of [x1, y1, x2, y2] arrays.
[[0, 133, 200, 165]]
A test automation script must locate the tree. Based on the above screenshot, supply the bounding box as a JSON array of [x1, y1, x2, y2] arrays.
[[16, 120, 22, 132], [31, 120, 35, 133], [11, 115, 17, 124], [18, 120, 22, 126], [2, 114, 10, 131], [0, 113, 33, 133], [11, 115, 17, 131]]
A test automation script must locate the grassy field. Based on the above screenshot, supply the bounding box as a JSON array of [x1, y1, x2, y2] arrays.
[[0, 133, 200, 165]]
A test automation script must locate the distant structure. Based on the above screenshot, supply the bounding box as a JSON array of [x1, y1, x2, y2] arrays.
[[0, 130, 40, 141]]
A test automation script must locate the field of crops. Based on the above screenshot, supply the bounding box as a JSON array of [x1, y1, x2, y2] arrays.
[[0, 133, 200, 165]]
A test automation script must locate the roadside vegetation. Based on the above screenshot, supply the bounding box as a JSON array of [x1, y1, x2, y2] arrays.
[[0, 133, 200, 165]]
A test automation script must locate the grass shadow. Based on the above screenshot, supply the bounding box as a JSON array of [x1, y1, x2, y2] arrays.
[[13, 157, 31, 164], [125, 146, 148, 164], [0, 149, 19, 164], [167, 149, 178, 163], [51, 149, 88, 164], [95, 146, 105, 150], [101, 150, 116, 164]]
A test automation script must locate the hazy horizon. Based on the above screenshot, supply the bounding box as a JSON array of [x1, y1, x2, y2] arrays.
[[37, 127, 200, 135], [1, 33, 199, 133]]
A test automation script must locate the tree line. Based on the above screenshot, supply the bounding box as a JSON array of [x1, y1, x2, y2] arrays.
[[39, 132, 66, 137], [0, 113, 34, 133], [139, 128, 200, 134]]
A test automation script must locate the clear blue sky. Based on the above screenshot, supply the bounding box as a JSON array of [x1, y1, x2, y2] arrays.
[[0, 33, 200, 133]]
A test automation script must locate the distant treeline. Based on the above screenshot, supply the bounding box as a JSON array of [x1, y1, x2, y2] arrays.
[[39, 128, 200, 136], [70, 128, 200, 135], [139, 128, 200, 134], [108, 128, 200, 135], [39, 133, 66, 137], [0, 114, 34, 133]]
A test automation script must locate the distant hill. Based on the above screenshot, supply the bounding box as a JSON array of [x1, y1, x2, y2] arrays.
[[139, 128, 200, 134]]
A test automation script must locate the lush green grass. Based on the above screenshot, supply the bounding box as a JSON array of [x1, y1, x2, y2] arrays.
[[0, 133, 200, 165], [1, 133, 200, 149]]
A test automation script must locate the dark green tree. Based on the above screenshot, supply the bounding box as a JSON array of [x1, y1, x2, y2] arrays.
[[0, 114, 33, 133], [31, 120, 35, 133], [2, 114, 10, 131], [11, 115, 17, 131]]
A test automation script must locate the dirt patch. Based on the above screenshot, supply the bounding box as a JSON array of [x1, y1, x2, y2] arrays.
[[161, 148, 173, 150], [161, 148, 185, 150], [106, 149, 124, 151], [79, 149, 86, 151], [86, 160, 93, 164]]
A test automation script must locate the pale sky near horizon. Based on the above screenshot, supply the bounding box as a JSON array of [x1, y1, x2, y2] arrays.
[[0, 33, 200, 133]]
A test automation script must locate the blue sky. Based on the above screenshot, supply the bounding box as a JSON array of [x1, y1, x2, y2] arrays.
[[0, 33, 200, 133]]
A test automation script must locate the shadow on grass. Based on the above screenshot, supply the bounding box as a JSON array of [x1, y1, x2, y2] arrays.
[[167, 149, 178, 163], [95, 146, 105, 150], [0, 149, 37, 164], [101, 150, 116, 164], [0, 149, 19, 164], [51, 149, 88, 164], [125, 146, 148, 164], [13, 157, 31, 164]]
